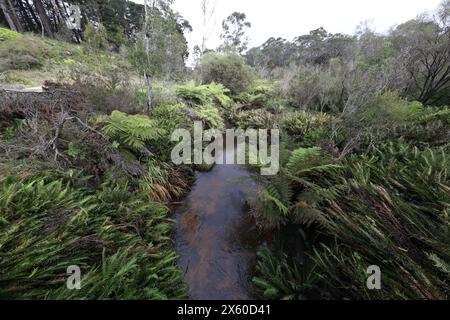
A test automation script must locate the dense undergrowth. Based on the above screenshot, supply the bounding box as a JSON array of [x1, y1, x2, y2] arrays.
[[0, 29, 232, 298], [0, 72, 236, 299], [1, 9, 450, 300], [248, 97, 450, 300], [0, 82, 186, 298]]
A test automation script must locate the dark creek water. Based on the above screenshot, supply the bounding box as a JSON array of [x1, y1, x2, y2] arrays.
[[174, 143, 260, 300]]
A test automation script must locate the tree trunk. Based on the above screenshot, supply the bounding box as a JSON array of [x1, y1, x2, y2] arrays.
[[34, 0, 54, 37], [6, 0, 23, 31], [0, 0, 23, 31], [24, 0, 43, 33], [16, 0, 35, 32], [143, 0, 153, 114]]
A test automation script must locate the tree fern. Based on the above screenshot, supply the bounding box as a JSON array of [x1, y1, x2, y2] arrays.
[[194, 104, 225, 130], [176, 81, 231, 108], [103, 111, 166, 151]]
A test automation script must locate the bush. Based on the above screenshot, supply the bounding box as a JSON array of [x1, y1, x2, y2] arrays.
[[304, 143, 450, 299], [143, 82, 179, 108], [234, 109, 277, 129], [193, 104, 225, 130], [284, 63, 343, 112], [140, 159, 189, 203], [83, 23, 110, 51], [235, 79, 287, 112], [199, 53, 255, 95], [364, 92, 422, 124], [0, 81, 192, 300], [253, 247, 306, 300], [331, 92, 425, 156], [281, 112, 332, 146], [0, 73, 32, 86]]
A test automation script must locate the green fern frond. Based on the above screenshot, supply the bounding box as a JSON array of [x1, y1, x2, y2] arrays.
[[103, 111, 166, 151], [176, 81, 231, 108]]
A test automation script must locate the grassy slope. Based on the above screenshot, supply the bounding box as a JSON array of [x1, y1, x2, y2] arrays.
[[0, 27, 134, 87]]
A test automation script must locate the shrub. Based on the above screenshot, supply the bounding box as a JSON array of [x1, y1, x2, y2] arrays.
[[253, 247, 306, 300], [305, 143, 450, 299], [72, 82, 139, 115], [418, 106, 450, 124], [83, 23, 110, 51], [234, 109, 277, 129], [151, 103, 192, 160], [193, 104, 225, 130], [281, 112, 332, 145], [250, 147, 338, 229], [233, 79, 288, 114], [0, 73, 32, 86], [364, 92, 423, 124], [140, 160, 189, 203], [199, 52, 255, 95], [331, 92, 425, 157], [284, 64, 343, 112], [144, 82, 179, 108], [153, 103, 189, 134]]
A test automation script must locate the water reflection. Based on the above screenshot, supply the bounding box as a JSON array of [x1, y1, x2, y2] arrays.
[[174, 144, 259, 300]]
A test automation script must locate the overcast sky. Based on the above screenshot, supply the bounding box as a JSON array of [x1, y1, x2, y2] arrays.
[[134, 0, 443, 51]]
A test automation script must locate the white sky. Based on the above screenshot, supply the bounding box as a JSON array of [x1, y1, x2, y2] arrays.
[[134, 0, 442, 51]]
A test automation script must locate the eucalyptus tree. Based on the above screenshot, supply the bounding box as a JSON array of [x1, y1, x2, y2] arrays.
[[129, 0, 190, 112], [391, 0, 450, 105], [219, 11, 251, 54]]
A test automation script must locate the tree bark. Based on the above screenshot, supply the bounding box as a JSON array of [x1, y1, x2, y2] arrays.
[[143, 0, 153, 114], [0, 0, 23, 32], [34, 0, 54, 37], [24, 0, 43, 33], [16, 0, 35, 32]]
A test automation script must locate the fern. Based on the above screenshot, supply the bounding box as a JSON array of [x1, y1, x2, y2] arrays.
[[427, 253, 450, 276], [103, 111, 166, 151], [0, 175, 186, 300], [286, 148, 338, 177], [176, 81, 231, 108], [253, 247, 315, 300], [194, 104, 225, 130]]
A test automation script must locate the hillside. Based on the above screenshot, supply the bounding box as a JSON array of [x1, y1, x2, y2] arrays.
[[0, 27, 134, 88]]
